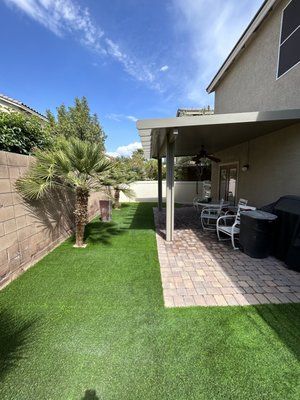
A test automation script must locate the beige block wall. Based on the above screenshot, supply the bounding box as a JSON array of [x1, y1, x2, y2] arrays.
[[214, 0, 300, 114], [119, 180, 206, 204], [211, 123, 300, 207], [0, 151, 103, 289]]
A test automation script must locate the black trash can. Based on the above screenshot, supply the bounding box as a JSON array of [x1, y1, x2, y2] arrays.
[[239, 210, 277, 258], [261, 195, 300, 270]]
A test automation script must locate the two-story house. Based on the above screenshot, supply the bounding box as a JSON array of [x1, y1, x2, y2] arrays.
[[208, 0, 300, 206], [137, 0, 300, 241]]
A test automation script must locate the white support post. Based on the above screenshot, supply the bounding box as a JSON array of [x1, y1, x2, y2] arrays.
[[158, 157, 163, 212], [166, 133, 175, 242]]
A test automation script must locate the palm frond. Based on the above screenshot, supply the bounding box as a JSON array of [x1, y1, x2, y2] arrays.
[[118, 186, 135, 199], [16, 174, 54, 199], [16, 137, 113, 200]]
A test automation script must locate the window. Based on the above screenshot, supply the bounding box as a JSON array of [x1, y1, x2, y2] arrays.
[[277, 0, 300, 78]]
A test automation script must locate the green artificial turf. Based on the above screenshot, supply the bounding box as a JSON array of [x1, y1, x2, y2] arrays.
[[0, 203, 299, 400]]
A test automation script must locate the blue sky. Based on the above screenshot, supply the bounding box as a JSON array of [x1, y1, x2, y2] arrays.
[[0, 0, 263, 155]]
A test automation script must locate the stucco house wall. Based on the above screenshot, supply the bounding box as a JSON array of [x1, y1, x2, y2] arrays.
[[210, 0, 300, 206], [211, 122, 300, 207], [214, 0, 300, 114]]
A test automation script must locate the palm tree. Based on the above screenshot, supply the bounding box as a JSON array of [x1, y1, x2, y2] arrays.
[[103, 158, 136, 209], [16, 138, 111, 248]]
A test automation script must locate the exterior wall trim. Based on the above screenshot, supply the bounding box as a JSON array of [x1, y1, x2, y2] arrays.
[[207, 0, 280, 93]]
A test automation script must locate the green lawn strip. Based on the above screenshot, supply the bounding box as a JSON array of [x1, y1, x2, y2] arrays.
[[0, 203, 299, 399]]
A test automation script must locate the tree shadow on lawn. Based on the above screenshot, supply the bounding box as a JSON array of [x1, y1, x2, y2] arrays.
[[81, 389, 100, 399], [73, 203, 152, 247], [0, 309, 38, 380], [254, 303, 300, 361], [84, 220, 126, 246], [128, 202, 157, 230]]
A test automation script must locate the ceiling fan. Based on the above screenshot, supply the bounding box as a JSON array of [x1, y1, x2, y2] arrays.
[[192, 145, 221, 164]]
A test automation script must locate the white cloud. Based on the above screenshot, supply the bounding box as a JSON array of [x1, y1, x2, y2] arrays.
[[5, 0, 263, 105], [105, 38, 157, 85], [160, 65, 169, 72], [105, 113, 123, 122], [5, 0, 104, 51], [126, 115, 138, 122], [170, 0, 263, 103], [105, 113, 138, 123], [5, 0, 158, 87], [107, 141, 142, 158]]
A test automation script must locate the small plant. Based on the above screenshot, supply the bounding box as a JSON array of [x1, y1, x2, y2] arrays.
[[103, 158, 136, 209]]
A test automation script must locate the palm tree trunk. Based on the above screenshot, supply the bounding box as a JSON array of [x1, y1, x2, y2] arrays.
[[114, 188, 120, 209], [74, 187, 89, 247]]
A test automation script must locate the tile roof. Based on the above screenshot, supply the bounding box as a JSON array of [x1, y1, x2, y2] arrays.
[[0, 93, 48, 121]]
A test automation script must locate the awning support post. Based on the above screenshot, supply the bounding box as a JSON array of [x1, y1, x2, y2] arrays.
[[166, 132, 175, 242], [158, 157, 163, 212]]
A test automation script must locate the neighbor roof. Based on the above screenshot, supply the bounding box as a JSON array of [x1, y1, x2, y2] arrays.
[[0, 93, 48, 121], [206, 0, 281, 93], [137, 109, 300, 159], [176, 107, 214, 117]]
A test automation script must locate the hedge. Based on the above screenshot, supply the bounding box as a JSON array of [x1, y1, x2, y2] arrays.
[[0, 112, 52, 154]]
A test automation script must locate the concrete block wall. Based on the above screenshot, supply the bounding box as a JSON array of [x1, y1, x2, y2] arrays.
[[0, 150, 103, 289], [119, 180, 206, 204]]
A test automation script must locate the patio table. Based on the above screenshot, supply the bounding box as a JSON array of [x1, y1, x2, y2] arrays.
[[196, 201, 230, 209], [226, 205, 239, 213]]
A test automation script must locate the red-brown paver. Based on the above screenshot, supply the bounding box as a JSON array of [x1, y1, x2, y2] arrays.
[[153, 207, 300, 308]]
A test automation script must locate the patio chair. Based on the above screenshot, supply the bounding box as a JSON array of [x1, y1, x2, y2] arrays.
[[216, 205, 256, 250], [225, 198, 248, 215], [239, 198, 248, 206], [200, 199, 225, 231], [193, 196, 202, 212]]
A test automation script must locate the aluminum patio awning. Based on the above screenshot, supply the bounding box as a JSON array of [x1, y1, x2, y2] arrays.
[[136, 109, 300, 159], [136, 109, 300, 241]]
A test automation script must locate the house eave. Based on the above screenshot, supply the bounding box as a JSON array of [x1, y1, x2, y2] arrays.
[[137, 109, 300, 159]]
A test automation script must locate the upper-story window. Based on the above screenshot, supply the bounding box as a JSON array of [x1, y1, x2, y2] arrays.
[[277, 0, 300, 78]]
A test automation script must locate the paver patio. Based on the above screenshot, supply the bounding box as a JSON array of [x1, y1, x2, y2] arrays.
[[154, 206, 300, 307]]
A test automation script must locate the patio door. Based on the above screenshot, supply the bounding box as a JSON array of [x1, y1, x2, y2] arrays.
[[219, 164, 238, 205]]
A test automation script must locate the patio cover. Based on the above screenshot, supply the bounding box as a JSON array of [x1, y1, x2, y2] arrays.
[[136, 109, 300, 241]]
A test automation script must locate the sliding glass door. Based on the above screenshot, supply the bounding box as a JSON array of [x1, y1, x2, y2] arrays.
[[219, 164, 238, 205]]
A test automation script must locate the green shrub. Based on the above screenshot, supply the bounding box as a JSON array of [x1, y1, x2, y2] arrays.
[[0, 112, 52, 154]]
